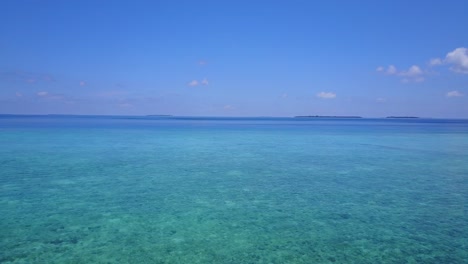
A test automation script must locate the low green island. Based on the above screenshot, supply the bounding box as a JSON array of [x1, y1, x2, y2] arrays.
[[386, 116, 420, 119], [294, 115, 363, 118]]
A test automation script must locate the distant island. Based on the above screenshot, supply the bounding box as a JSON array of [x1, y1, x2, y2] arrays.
[[294, 115, 362, 118], [146, 115, 173, 117], [386, 116, 419, 119]]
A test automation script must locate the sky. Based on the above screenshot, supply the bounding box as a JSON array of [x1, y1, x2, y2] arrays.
[[1, 0, 468, 118]]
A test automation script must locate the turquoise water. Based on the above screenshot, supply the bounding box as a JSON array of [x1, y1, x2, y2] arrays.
[[1, 116, 467, 263]]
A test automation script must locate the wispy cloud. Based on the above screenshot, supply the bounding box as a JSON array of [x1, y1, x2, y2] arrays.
[[446, 90, 464, 97], [16, 92, 23, 97], [376, 97, 386, 103], [401, 65, 423, 77], [223, 104, 234, 110], [387, 65, 397, 75], [36, 91, 65, 100], [188, 79, 209, 87], [376, 65, 397, 75], [1, 71, 55, 84], [317, 92, 336, 99], [198, 60, 207, 66], [429, 58, 443, 66], [188, 80, 199, 86], [79, 81, 87, 86]]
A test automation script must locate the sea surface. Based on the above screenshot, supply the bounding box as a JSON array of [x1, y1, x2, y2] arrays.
[[1, 115, 467, 263]]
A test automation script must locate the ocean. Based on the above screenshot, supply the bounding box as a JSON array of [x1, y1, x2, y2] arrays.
[[1, 115, 467, 263]]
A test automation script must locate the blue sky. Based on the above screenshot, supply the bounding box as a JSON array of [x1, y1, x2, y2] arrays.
[[1, 0, 467, 117]]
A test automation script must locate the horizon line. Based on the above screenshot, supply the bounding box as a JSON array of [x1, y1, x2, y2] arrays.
[[2, 113, 467, 119]]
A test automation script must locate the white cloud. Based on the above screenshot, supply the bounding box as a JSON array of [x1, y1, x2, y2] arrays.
[[188, 79, 209, 86], [387, 65, 397, 75], [377, 47, 468, 83], [188, 80, 199, 86], [224, 104, 234, 110], [399, 65, 425, 82], [445, 47, 468, 74], [377, 64, 425, 82], [446, 90, 464, 97], [37, 91, 48, 96], [402, 65, 423, 77], [429, 58, 443, 66], [317, 92, 336, 99]]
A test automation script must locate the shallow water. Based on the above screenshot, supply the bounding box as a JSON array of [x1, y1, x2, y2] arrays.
[[1, 116, 467, 263]]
